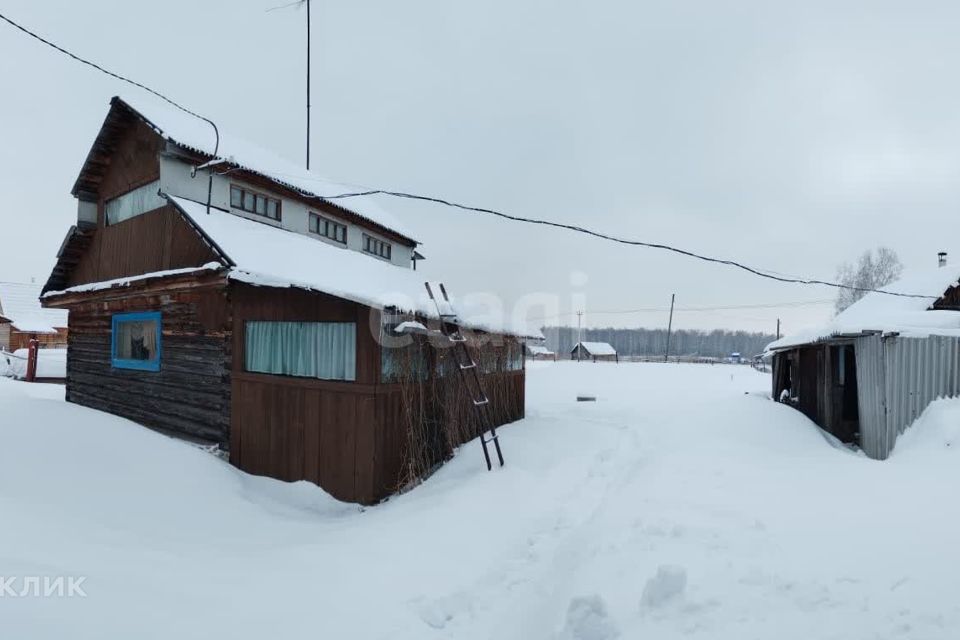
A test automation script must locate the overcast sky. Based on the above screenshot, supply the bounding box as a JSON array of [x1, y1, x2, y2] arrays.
[[2, 0, 959, 335]]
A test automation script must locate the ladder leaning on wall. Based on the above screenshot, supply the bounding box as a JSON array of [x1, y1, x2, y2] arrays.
[[424, 282, 505, 470]]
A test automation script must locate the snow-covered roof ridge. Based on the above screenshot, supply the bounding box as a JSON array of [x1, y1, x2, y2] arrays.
[[168, 196, 540, 339], [767, 266, 960, 351], [574, 341, 617, 355], [112, 95, 417, 244], [0, 282, 69, 333]]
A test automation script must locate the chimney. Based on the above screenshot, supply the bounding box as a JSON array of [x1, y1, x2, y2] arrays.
[[938, 252, 948, 268]]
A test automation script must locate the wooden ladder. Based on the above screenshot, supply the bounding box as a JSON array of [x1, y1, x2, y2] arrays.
[[424, 282, 505, 470]]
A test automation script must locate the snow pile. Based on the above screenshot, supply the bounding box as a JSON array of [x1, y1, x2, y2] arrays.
[[113, 95, 415, 242], [560, 596, 620, 640], [169, 196, 540, 339], [640, 565, 688, 608], [0, 282, 68, 333], [769, 266, 960, 350], [891, 396, 960, 457]]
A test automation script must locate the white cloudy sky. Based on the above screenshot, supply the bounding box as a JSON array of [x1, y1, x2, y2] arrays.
[[1, 0, 958, 335]]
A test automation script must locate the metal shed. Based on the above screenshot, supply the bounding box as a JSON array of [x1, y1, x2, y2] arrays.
[[769, 262, 960, 459]]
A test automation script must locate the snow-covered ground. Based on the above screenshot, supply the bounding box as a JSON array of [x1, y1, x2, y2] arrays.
[[0, 348, 66, 380], [2, 362, 959, 639]]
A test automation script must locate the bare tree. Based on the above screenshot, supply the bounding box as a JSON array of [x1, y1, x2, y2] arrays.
[[835, 247, 904, 314]]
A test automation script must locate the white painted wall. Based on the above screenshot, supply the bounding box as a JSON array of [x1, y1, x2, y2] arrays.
[[158, 154, 415, 269]]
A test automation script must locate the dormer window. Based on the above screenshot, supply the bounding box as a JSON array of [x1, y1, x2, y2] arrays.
[[309, 213, 347, 244], [363, 234, 392, 261], [230, 185, 280, 221]]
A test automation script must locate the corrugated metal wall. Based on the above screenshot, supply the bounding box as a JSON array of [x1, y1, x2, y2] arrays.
[[855, 334, 960, 459], [854, 335, 887, 459]]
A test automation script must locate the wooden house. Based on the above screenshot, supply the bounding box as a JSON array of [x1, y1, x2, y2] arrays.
[[571, 341, 618, 362], [768, 264, 960, 459], [41, 95, 532, 504], [0, 282, 68, 351], [525, 343, 556, 361]]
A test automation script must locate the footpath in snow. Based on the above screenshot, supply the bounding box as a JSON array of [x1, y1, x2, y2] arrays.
[[1, 362, 959, 639]]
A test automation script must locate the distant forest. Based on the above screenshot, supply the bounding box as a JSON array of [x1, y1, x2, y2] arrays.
[[541, 326, 777, 359]]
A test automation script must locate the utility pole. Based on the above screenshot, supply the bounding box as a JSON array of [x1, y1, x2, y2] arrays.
[[776, 318, 781, 341], [664, 293, 676, 363], [576, 310, 583, 362], [305, 0, 312, 170]]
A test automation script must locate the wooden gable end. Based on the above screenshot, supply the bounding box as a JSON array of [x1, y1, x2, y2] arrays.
[[48, 100, 225, 293], [44, 205, 225, 293], [73, 100, 163, 206], [931, 283, 960, 311]]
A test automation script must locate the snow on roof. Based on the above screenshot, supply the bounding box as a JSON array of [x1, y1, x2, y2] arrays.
[[113, 95, 416, 244], [0, 282, 68, 333], [169, 196, 540, 339], [527, 345, 554, 355], [44, 264, 224, 299], [573, 341, 617, 356], [768, 266, 960, 351]]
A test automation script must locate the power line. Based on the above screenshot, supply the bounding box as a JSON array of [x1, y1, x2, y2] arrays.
[[0, 12, 937, 301], [0, 10, 220, 215], [265, 0, 306, 12], [0, 12, 217, 144], [315, 187, 935, 299], [527, 299, 833, 322]]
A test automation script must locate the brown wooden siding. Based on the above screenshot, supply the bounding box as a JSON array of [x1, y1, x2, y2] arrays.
[[95, 118, 163, 226], [229, 283, 525, 504], [233, 373, 380, 502], [67, 206, 219, 287], [64, 283, 232, 445], [230, 283, 383, 502], [231, 284, 380, 384]]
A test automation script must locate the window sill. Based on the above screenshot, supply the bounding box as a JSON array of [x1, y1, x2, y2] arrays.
[[112, 358, 161, 372]]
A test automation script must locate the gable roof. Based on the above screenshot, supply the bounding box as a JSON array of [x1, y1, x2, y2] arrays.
[[527, 344, 554, 355], [73, 95, 416, 245], [152, 196, 536, 339], [572, 341, 617, 356], [0, 282, 68, 333], [767, 266, 960, 351]]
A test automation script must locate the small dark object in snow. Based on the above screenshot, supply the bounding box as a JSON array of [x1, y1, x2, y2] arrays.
[[577, 395, 597, 402]]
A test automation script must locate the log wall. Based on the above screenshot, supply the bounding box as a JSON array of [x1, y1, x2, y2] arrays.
[[65, 283, 232, 445]]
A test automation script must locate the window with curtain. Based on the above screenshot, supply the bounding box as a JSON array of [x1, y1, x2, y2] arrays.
[[245, 321, 356, 381], [504, 342, 523, 371], [112, 312, 162, 371], [381, 342, 429, 383], [105, 180, 166, 225]]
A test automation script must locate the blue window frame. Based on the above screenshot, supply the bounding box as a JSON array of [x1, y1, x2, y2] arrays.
[[111, 311, 162, 372]]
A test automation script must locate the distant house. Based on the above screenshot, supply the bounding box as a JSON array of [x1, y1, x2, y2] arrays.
[[40, 95, 534, 504], [525, 344, 556, 360], [571, 341, 618, 362], [768, 263, 960, 460], [0, 282, 68, 351]]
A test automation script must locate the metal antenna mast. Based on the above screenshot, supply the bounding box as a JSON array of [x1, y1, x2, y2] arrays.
[[306, 0, 311, 169]]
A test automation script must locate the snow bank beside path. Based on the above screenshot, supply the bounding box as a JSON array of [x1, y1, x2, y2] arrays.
[[2, 364, 960, 639]]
